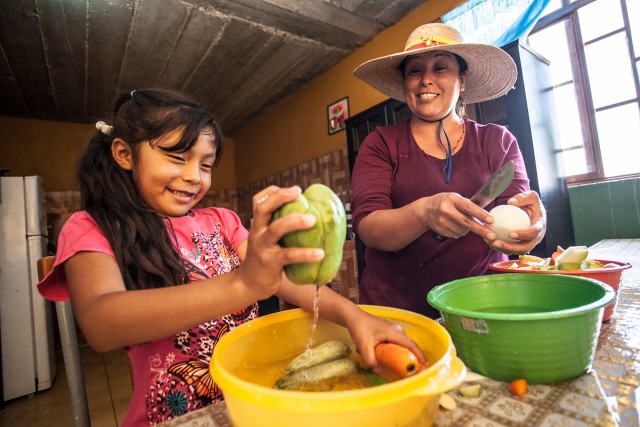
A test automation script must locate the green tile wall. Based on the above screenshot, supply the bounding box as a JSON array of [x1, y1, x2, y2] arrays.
[[568, 178, 640, 246]]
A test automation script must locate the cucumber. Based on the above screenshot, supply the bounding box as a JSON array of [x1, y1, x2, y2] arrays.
[[285, 340, 351, 374], [458, 384, 482, 398], [275, 359, 359, 390]]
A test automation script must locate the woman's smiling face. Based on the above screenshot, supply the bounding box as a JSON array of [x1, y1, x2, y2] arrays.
[[402, 50, 466, 121], [133, 129, 217, 218]]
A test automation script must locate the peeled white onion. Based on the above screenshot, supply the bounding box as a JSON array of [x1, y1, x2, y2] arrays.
[[488, 205, 530, 242]]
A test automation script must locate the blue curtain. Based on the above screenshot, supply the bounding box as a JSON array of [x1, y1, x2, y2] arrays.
[[442, 0, 552, 47], [493, 0, 553, 46]]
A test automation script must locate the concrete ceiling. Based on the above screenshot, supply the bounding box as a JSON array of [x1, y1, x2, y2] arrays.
[[0, 0, 425, 136]]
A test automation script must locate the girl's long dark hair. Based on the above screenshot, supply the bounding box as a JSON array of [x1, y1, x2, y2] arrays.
[[78, 88, 224, 290]]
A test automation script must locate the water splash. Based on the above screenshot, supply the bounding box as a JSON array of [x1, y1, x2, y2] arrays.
[[306, 284, 321, 350]]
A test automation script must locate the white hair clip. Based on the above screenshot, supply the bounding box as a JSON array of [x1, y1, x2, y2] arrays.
[[95, 121, 114, 135]]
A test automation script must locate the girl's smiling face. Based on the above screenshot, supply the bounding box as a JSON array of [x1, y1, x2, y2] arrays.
[[117, 129, 217, 218], [403, 51, 466, 121]]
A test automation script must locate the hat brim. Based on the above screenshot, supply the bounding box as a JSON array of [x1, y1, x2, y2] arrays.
[[354, 44, 517, 104]]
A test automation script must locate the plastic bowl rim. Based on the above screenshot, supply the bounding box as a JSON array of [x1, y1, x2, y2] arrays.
[[488, 259, 631, 274], [210, 306, 464, 410], [427, 273, 615, 321]]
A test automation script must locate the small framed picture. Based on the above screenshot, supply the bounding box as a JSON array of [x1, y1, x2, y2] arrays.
[[327, 97, 349, 135]]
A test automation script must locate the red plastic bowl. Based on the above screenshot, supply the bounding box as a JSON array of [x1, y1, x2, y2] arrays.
[[488, 260, 631, 321]]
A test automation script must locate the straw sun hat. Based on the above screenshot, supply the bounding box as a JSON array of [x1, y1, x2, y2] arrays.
[[354, 23, 517, 104]]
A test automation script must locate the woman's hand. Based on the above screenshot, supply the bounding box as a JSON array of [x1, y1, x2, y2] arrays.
[[358, 192, 496, 251], [421, 192, 494, 240], [344, 309, 426, 369], [238, 185, 325, 301], [486, 191, 547, 255]]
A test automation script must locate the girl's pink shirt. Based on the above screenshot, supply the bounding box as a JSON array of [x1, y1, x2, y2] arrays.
[[38, 208, 257, 426]]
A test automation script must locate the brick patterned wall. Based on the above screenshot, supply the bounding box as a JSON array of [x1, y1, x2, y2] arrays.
[[329, 239, 359, 303], [236, 148, 351, 227], [196, 188, 239, 212], [45, 191, 82, 252]]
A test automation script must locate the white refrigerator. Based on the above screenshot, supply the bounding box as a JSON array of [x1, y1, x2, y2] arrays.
[[0, 176, 56, 401]]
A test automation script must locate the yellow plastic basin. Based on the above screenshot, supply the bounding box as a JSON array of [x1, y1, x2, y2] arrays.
[[209, 305, 465, 427]]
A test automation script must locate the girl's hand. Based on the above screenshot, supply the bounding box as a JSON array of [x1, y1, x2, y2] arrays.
[[344, 309, 426, 369], [238, 186, 325, 301], [486, 191, 547, 255]]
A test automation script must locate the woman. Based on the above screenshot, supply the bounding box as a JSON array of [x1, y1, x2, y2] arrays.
[[350, 23, 546, 318]]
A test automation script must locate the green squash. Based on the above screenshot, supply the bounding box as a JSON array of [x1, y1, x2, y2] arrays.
[[272, 184, 347, 285]]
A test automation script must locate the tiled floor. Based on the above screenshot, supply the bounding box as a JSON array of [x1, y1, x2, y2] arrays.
[[0, 346, 132, 426]]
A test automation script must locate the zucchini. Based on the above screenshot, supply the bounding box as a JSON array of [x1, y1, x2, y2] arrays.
[[285, 340, 351, 374], [275, 359, 359, 390]]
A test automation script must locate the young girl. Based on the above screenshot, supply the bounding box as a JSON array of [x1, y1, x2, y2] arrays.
[[38, 89, 423, 426]]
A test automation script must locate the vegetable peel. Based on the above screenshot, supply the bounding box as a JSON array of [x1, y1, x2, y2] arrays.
[[458, 384, 482, 398]]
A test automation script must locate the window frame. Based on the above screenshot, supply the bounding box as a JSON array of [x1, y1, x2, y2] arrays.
[[528, 0, 640, 185]]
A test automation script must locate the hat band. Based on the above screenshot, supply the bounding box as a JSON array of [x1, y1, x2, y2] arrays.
[[405, 36, 458, 52]]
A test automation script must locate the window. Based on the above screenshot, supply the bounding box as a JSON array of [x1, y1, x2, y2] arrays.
[[527, 0, 640, 183]]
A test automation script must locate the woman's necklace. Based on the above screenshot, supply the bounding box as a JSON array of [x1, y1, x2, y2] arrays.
[[450, 121, 466, 153], [418, 121, 465, 154]]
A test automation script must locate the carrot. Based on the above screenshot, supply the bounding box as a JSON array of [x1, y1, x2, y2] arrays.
[[550, 246, 565, 266], [508, 378, 528, 396], [374, 343, 425, 378]]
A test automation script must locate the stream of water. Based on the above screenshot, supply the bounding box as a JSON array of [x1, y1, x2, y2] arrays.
[[306, 284, 321, 350]]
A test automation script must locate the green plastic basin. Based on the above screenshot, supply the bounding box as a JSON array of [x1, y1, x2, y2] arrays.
[[427, 273, 614, 384]]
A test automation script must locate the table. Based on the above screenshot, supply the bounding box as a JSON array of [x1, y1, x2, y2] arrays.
[[159, 239, 640, 427]]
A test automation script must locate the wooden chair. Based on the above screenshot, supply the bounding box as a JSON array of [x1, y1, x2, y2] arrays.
[[37, 256, 91, 427]]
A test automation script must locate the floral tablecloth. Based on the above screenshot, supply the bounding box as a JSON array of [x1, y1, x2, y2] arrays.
[[160, 239, 640, 427]]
